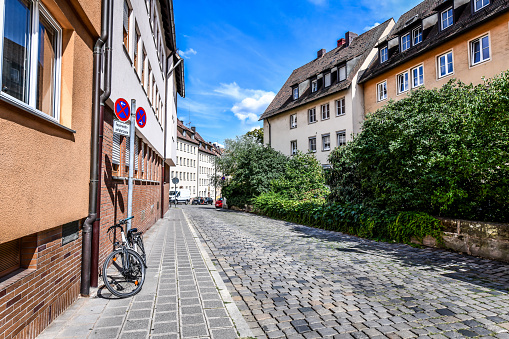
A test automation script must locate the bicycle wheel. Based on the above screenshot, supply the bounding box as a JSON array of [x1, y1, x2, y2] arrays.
[[102, 248, 146, 298], [134, 235, 147, 266]]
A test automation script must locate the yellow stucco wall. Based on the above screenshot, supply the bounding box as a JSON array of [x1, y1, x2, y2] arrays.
[[364, 12, 509, 114], [0, 0, 100, 243]]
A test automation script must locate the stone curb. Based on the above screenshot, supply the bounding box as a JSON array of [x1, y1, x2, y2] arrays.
[[182, 209, 254, 339]]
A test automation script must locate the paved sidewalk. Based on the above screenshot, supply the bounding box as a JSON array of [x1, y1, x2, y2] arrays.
[[36, 208, 252, 339]]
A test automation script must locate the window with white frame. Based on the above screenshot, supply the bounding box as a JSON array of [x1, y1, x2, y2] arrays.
[[471, 34, 490, 65], [324, 73, 331, 87], [142, 47, 147, 89], [321, 103, 330, 120], [290, 140, 297, 155], [377, 81, 387, 101], [412, 27, 422, 45], [290, 114, 297, 129], [308, 107, 316, 123], [311, 80, 317, 92], [309, 137, 316, 152], [322, 134, 330, 151], [335, 98, 345, 116], [412, 65, 424, 88], [292, 87, 298, 100], [1, 0, 62, 119], [401, 33, 411, 52], [441, 8, 453, 30], [438, 51, 453, 77], [397, 72, 409, 94], [123, 0, 131, 51], [134, 25, 140, 73], [337, 130, 346, 146], [474, 0, 489, 11], [338, 65, 347, 81], [380, 47, 388, 63]]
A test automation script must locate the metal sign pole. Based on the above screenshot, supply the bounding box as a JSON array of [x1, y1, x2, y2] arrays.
[[127, 99, 136, 230]]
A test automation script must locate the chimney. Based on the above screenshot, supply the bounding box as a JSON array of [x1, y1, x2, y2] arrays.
[[191, 126, 196, 133], [317, 48, 326, 59], [345, 31, 358, 47], [337, 38, 346, 48]]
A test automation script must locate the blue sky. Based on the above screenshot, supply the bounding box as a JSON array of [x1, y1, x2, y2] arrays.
[[173, 0, 422, 145]]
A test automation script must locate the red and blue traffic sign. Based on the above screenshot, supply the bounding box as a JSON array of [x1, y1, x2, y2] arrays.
[[136, 107, 147, 128], [115, 98, 130, 122]]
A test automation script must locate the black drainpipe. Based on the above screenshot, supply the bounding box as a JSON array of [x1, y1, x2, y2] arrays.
[[91, 0, 113, 288], [81, 0, 111, 297]]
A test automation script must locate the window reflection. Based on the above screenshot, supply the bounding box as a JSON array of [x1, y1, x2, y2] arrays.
[[36, 14, 56, 116]]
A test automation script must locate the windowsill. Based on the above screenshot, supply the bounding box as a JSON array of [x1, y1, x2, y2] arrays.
[[322, 118, 330, 121], [377, 98, 388, 102], [470, 58, 491, 68], [308, 121, 317, 124], [0, 268, 35, 291], [0, 93, 76, 133], [309, 150, 317, 153], [396, 90, 409, 96], [290, 127, 297, 129], [322, 149, 331, 152], [412, 84, 424, 89], [438, 72, 454, 80], [336, 113, 345, 117]]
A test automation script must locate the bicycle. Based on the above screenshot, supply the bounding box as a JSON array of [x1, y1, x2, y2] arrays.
[[102, 216, 146, 298]]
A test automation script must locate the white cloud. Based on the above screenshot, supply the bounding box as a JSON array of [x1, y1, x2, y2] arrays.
[[364, 22, 381, 31], [214, 82, 275, 123], [179, 48, 197, 59]]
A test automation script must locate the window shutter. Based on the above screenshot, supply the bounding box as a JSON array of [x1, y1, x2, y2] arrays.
[[0, 239, 20, 276], [141, 143, 145, 172], [123, 1, 129, 32], [112, 133, 121, 165], [125, 136, 130, 165], [135, 138, 139, 170]]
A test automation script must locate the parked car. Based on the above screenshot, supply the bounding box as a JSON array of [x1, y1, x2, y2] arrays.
[[169, 189, 191, 204], [215, 198, 223, 209], [204, 197, 213, 205], [192, 197, 205, 205]]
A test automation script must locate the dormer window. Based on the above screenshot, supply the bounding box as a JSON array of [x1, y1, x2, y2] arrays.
[[380, 47, 388, 63], [338, 65, 347, 81], [401, 33, 411, 52], [312, 80, 318, 92], [324, 73, 331, 87], [292, 87, 299, 100], [412, 27, 422, 45], [183, 130, 186, 136], [441, 7, 453, 30], [474, 0, 489, 11]]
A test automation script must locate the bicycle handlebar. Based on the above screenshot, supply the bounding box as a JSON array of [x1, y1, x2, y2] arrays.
[[118, 216, 134, 224]]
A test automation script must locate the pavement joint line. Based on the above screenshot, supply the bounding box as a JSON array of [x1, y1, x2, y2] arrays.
[[182, 209, 254, 338]]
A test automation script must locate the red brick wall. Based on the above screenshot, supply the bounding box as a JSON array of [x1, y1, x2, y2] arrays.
[[0, 225, 82, 339]]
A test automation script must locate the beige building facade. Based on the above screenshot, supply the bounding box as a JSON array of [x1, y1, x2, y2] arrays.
[[0, 0, 100, 337], [360, 0, 509, 114], [261, 22, 394, 166]]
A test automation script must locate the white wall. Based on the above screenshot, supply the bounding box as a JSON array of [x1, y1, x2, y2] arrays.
[[109, 0, 172, 157]]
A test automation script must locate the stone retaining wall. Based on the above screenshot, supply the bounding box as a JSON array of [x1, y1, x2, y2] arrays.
[[420, 218, 509, 263]]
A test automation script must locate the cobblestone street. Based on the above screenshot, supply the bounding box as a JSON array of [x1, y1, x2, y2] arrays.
[[184, 205, 509, 339]]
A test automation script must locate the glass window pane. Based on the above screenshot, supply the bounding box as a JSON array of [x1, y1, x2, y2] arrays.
[[1, 0, 31, 103], [482, 36, 490, 60], [36, 14, 57, 116]]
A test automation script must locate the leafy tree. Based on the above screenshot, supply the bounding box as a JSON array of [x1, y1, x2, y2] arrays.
[[245, 128, 264, 144], [327, 72, 509, 222], [216, 134, 287, 206]]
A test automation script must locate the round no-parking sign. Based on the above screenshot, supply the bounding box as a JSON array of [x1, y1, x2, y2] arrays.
[[136, 107, 147, 128], [114, 98, 130, 122]]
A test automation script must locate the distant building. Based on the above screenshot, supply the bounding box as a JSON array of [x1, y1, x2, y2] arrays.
[[173, 120, 222, 199], [260, 20, 394, 166], [359, 0, 509, 114]]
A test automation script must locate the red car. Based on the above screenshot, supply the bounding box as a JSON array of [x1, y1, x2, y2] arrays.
[[215, 198, 223, 208]]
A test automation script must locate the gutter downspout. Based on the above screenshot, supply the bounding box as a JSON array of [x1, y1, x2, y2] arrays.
[[161, 55, 182, 218], [91, 0, 113, 288], [81, 0, 111, 296]]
